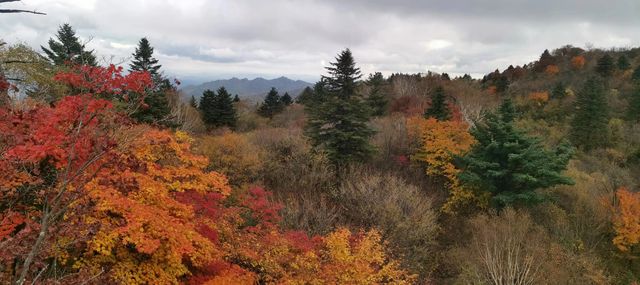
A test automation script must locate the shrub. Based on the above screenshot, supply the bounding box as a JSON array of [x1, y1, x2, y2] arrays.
[[197, 132, 264, 186]]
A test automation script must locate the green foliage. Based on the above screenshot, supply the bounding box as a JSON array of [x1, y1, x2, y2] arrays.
[[366, 72, 388, 117], [617, 54, 631, 70], [633, 66, 640, 82], [233, 94, 240, 102], [41, 23, 97, 66], [189, 95, 198, 108], [199, 87, 237, 129], [129, 37, 161, 76], [628, 85, 640, 122], [281, 92, 293, 106], [596, 54, 615, 77], [570, 77, 610, 150], [296, 86, 314, 105], [458, 99, 574, 207], [257, 87, 284, 118], [128, 37, 172, 125], [424, 86, 451, 121], [304, 49, 375, 168], [551, 81, 568, 99]]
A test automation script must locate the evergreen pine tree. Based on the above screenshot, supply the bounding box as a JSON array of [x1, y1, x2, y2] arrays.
[[570, 77, 609, 150], [233, 94, 240, 102], [305, 49, 374, 168], [199, 89, 217, 128], [458, 98, 574, 208], [281, 92, 293, 106], [618, 55, 631, 70], [128, 37, 171, 125], [551, 81, 567, 99], [633, 66, 640, 82], [189, 96, 198, 108], [366, 72, 388, 117], [296, 86, 314, 104], [257, 87, 284, 118], [424, 86, 451, 120], [627, 85, 640, 122], [495, 75, 509, 93], [213, 87, 237, 128], [596, 54, 615, 77], [129, 37, 161, 76], [41, 23, 97, 66]]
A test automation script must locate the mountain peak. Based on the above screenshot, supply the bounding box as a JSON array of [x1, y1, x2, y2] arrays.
[[180, 76, 313, 102]]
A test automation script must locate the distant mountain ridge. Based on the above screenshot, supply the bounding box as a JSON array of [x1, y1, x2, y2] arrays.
[[180, 76, 313, 102]]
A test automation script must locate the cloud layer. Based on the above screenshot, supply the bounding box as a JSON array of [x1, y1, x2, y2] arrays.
[[2, 0, 639, 83]]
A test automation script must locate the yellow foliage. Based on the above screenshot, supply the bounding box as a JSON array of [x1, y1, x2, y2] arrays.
[[545, 64, 560, 75], [408, 117, 478, 213], [198, 131, 264, 186]]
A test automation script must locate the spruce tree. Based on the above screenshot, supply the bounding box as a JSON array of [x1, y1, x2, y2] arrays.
[[129, 37, 161, 76], [233, 94, 240, 102], [627, 85, 640, 122], [296, 86, 314, 104], [281, 92, 293, 106], [424, 86, 451, 120], [129, 37, 171, 125], [213, 87, 237, 128], [257, 87, 284, 118], [305, 49, 374, 168], [41, 23, 97, 66], [458, 98, 574, 208], [551, 81, 567, 99], [189, 96, 198, 108], [633, 66, 640, 82], [596, 54, 615, 77], [570, 77, 609, 150], [366, 72, 388, 117], [199, 89, 217, 128], [617, 54, 631, 70]]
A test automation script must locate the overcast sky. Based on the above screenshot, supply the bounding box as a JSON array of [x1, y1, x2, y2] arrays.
[[2, 0, 640, 84]]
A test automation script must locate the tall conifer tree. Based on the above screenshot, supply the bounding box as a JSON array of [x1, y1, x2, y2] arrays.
[[366, 72, 388, 117], [458, 98, 574, 207], [570, 77, 609, 150], [41, 23, 97, 66], [424, 86, 451, 121], [258, 87, 284, 118], [305, 49, 374, 168]]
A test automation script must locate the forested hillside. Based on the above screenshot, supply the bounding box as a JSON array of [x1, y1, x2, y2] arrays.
[[2, 23, 640, 285]]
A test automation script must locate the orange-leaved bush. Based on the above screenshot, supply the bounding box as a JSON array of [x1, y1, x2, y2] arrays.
[[611, 187, 640, 253]]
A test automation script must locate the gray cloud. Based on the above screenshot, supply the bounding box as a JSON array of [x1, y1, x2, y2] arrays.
[[1, 0, 639, 83]]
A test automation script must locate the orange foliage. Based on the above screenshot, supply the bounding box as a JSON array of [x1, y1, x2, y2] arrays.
[[528, 91, 550, 106], [408, 117, 476, 213], [571, 55, 586, 70], [487, 85, 498, 95], [544, 64, 560, 75], [612, 187, 640, 253], [74, 130, 230, 284]]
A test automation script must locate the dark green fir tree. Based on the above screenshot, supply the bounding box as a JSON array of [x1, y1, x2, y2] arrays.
[[458, 98, 574, 208], [304, 49, 375, 168], [189, 95, 198, 108], [258, 87, 284, 118], [296, 86, 314, 105], [41, 23, 97, 66], [617, 54, 631, 70], [129, 37, 171, 125], [129, 37, 161, 76], [570, 77, 609, 150], [281, 92, 293, 106], [366, 72, 388, 117], [551, 81, 567, 99], [424, 86, 451, 121], [627, 85, 640, 122], [596, 54, 615, 77], [233, 94, 240, 103], [199, 89, 217, 128], [213, 87, 237, 128]]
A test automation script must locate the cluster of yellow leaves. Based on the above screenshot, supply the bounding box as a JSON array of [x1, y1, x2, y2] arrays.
[[544, 64, 560, 75], [528, 91, 550, 106], [408, 117, 477, 213], [612, 187, 640, 253], [197, 131, 264, 186], [75, 130, 231, 284]]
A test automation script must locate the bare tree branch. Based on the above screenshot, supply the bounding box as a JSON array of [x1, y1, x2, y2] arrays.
[[0, 9, 46, 15]]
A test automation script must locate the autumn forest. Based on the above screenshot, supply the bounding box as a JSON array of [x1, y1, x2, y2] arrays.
[[2, 2, 640, 285]]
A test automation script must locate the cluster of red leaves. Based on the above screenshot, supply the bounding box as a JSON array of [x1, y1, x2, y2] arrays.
[[0, 64, 153, 283]]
